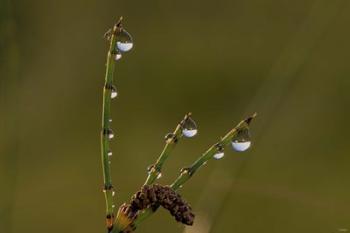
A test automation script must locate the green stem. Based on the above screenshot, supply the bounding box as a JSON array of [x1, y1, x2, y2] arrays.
[[130, 113, 257, 230], [101, 17, 123, 229], [144, 113, 191, 185], [112, 114, 190, 232]]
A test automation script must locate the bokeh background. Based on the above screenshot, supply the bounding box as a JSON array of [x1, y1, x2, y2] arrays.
[[1, 0, 350, 233]]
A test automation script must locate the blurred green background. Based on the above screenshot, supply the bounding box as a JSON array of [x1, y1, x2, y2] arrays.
[[1, 0, 350, 232]]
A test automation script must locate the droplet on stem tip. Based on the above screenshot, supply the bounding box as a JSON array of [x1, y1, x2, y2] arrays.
[[182, 116, 198, 138], [231, 127, 252, 152], [115, 28, 133, 52]]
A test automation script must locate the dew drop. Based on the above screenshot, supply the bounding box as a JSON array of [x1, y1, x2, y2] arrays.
[[108, 131, 114, 139], [112, 204, 116, 208], [164, 133, 175, 141], [108, 151, 113, 157], [112, 190, 116, 196], [114, 52, 122, 61], [116, 29, 133, 52], [147, 164, 154, 174], [180, 168, 190, 174], [213, 151, 225, 160], [156, 172, 162, 179], [232, 141, 251, 151], [104, 128, 115, 140], [182, 129, 197, 138], [111, 86, 118, 99], [182, 116, 198, 138], [231, 127, 251, 152], [109, 118, 112, 123], [106, 84, 118, 99]]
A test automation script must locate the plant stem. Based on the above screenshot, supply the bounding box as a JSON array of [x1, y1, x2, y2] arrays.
[[101, 17, 123, 230], [129, 113, 257, 231], [112, 113, 190, 232], [144, 113, 191, 185]]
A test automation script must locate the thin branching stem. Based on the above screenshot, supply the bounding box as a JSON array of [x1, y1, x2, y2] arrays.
[[112, 113, 191, 232], [127, 113, 257, 231], [101, 17, 123, 230], [144, 113, 191, 185]]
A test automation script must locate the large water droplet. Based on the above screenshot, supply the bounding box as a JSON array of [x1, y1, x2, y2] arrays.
[[213, 151, 225, 160], [183, 129, 197, 138], [108, 151, 113, 157], [116, 29, 133, 52], [231, 127, 251, 152], [182, 116, 198, 138], [232, 141, 251, 151], [156, 172, 162, 179]]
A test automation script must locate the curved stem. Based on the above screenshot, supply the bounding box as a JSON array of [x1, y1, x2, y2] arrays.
[[129, 113, 257, 231], [101, 17, 123, 230], [112, 113, 190, 232]]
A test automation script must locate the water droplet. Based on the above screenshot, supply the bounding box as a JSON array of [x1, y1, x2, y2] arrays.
[[116, 29, 133, 52], [213, 151, 225, 160], [179, 185, 183, 189], [182, 129, 197, 138], [108, 151, 113, 157], [164, 133, 174, 141], [156, 172, 162, 179], [108, 130, 114, 139], [112, 190, 116, 196], [147, 164, 155, 175], [109, 118, 112, 123], [114, 52, 122, 61], [104, 128, 115, 140], [180, 167, 190, 174], [106, 84, 118, 99], [112, 204, 116, 208], [182, 116, 198, 138], [232, 141, 251, 151], [111, 87, 118, 99], [231, 127, 251, 152]]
